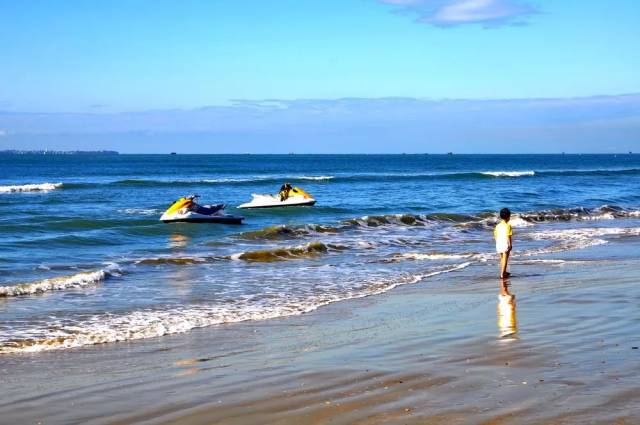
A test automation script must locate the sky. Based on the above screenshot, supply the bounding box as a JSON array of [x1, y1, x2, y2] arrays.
[[0, 0, 639, 153]]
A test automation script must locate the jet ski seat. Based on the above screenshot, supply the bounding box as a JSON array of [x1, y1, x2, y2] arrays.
[[194, 204, 225, 215]]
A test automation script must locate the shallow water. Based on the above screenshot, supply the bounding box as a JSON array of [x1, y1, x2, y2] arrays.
[[1, 153, 640, 353]]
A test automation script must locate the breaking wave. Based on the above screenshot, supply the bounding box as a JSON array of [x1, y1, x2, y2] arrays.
[[0, 182, 63, 193], [0, 268, 117, 298]]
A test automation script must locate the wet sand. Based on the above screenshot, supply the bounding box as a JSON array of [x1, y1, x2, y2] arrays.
[[2, 244, 640, 424]]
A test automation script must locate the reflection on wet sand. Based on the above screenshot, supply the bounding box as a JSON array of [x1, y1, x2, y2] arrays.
[[498, 279, 518, 338]]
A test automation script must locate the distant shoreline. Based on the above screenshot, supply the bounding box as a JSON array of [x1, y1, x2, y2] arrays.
[[0, 151, 633, 156], [0, 150, 119, 155]]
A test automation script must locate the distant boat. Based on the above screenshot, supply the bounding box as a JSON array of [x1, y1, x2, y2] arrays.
[[170, 152, 177, 155], [447, 152, 453, 155]]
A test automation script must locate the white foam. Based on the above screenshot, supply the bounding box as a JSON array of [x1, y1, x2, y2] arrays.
[[509, 216, 535, 227], [395, 253, 472, 261], [0, 269, 113, 298], [580, 213, 616, 221], [295, 175, 335, 181], [0, 182, 63, 193], [202, 177, 258, 183], [529, 227, 640, 241], [118, 208, 160, 216], [481, 171, 535, 177], [0, 262, 470, 353], [523, 227, 640, 255]]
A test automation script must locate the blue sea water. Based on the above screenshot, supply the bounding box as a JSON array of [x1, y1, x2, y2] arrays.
[[1, 154, 640, 353]]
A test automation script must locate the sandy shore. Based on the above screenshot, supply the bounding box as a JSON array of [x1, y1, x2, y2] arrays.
[[2, 243, 640, 424]]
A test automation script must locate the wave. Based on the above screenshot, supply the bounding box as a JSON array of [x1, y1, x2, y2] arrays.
[[231, 241, 335, 262], [237, 224, 339, 240], [456, 206, 640, 231], [297, 175, 334, 181], [136, 256, 219, 266], [529, 227, 640, 241], [481, 171, 535, 177], [134, 242, 348, 266], [0, 182, 63, 193], [342, 214, 431, 227], [0, 262, 471, 354], [238, 214, 466, 242], [15, 168, 640, 192], [523, 227, 640, 255], [234, 205, 640, 246], [519, 205, 640, 223], [112, 175, 335, 187], [0, 267, 117, 298]]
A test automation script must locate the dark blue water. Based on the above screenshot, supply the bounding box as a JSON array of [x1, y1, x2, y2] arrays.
[[2, 154, 640, 353]]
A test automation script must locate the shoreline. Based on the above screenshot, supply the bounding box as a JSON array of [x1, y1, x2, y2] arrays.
[[2, 242, 639, 424]]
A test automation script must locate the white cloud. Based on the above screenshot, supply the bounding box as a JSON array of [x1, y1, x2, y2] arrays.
[[380, 0, 536, 27]]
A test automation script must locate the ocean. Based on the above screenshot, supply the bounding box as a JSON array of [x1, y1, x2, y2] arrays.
[[1, 153, 640, 354]]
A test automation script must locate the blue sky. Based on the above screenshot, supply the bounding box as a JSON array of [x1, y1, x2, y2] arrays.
[[0, 0, 639, 152]]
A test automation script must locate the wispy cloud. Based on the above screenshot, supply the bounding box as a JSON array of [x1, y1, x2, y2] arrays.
[[380, 0, 537, 27]]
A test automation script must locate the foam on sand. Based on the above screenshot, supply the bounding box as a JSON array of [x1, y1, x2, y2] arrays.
[[0, 182, 63, 193]]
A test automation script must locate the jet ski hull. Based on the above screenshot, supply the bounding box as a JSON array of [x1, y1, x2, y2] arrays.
[[160, 212, 243, 224], [237, 198, 316, 209]]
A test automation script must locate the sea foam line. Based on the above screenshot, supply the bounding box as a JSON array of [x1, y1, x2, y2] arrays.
[[0, 182, 63, 193]]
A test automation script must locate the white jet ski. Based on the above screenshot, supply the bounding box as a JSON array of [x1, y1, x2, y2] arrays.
[[160, 195, 243, 224], [238, 186, 316, 209]]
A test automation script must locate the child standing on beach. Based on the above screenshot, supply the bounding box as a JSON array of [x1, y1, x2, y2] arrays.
[[494, 208, 512, 279]]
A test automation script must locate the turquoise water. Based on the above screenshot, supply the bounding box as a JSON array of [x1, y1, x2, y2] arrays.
[[1, 154, 640, 353]]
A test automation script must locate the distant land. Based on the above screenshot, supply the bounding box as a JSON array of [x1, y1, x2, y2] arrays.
[[0, 150, 119, 155]]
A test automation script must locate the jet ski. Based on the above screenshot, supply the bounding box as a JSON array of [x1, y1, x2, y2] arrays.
[[160, 195, 244, 224], [238, 186, 316, 209]]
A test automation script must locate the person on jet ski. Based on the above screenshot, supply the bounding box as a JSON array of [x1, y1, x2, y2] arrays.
[[279, 182, 293, 201]]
